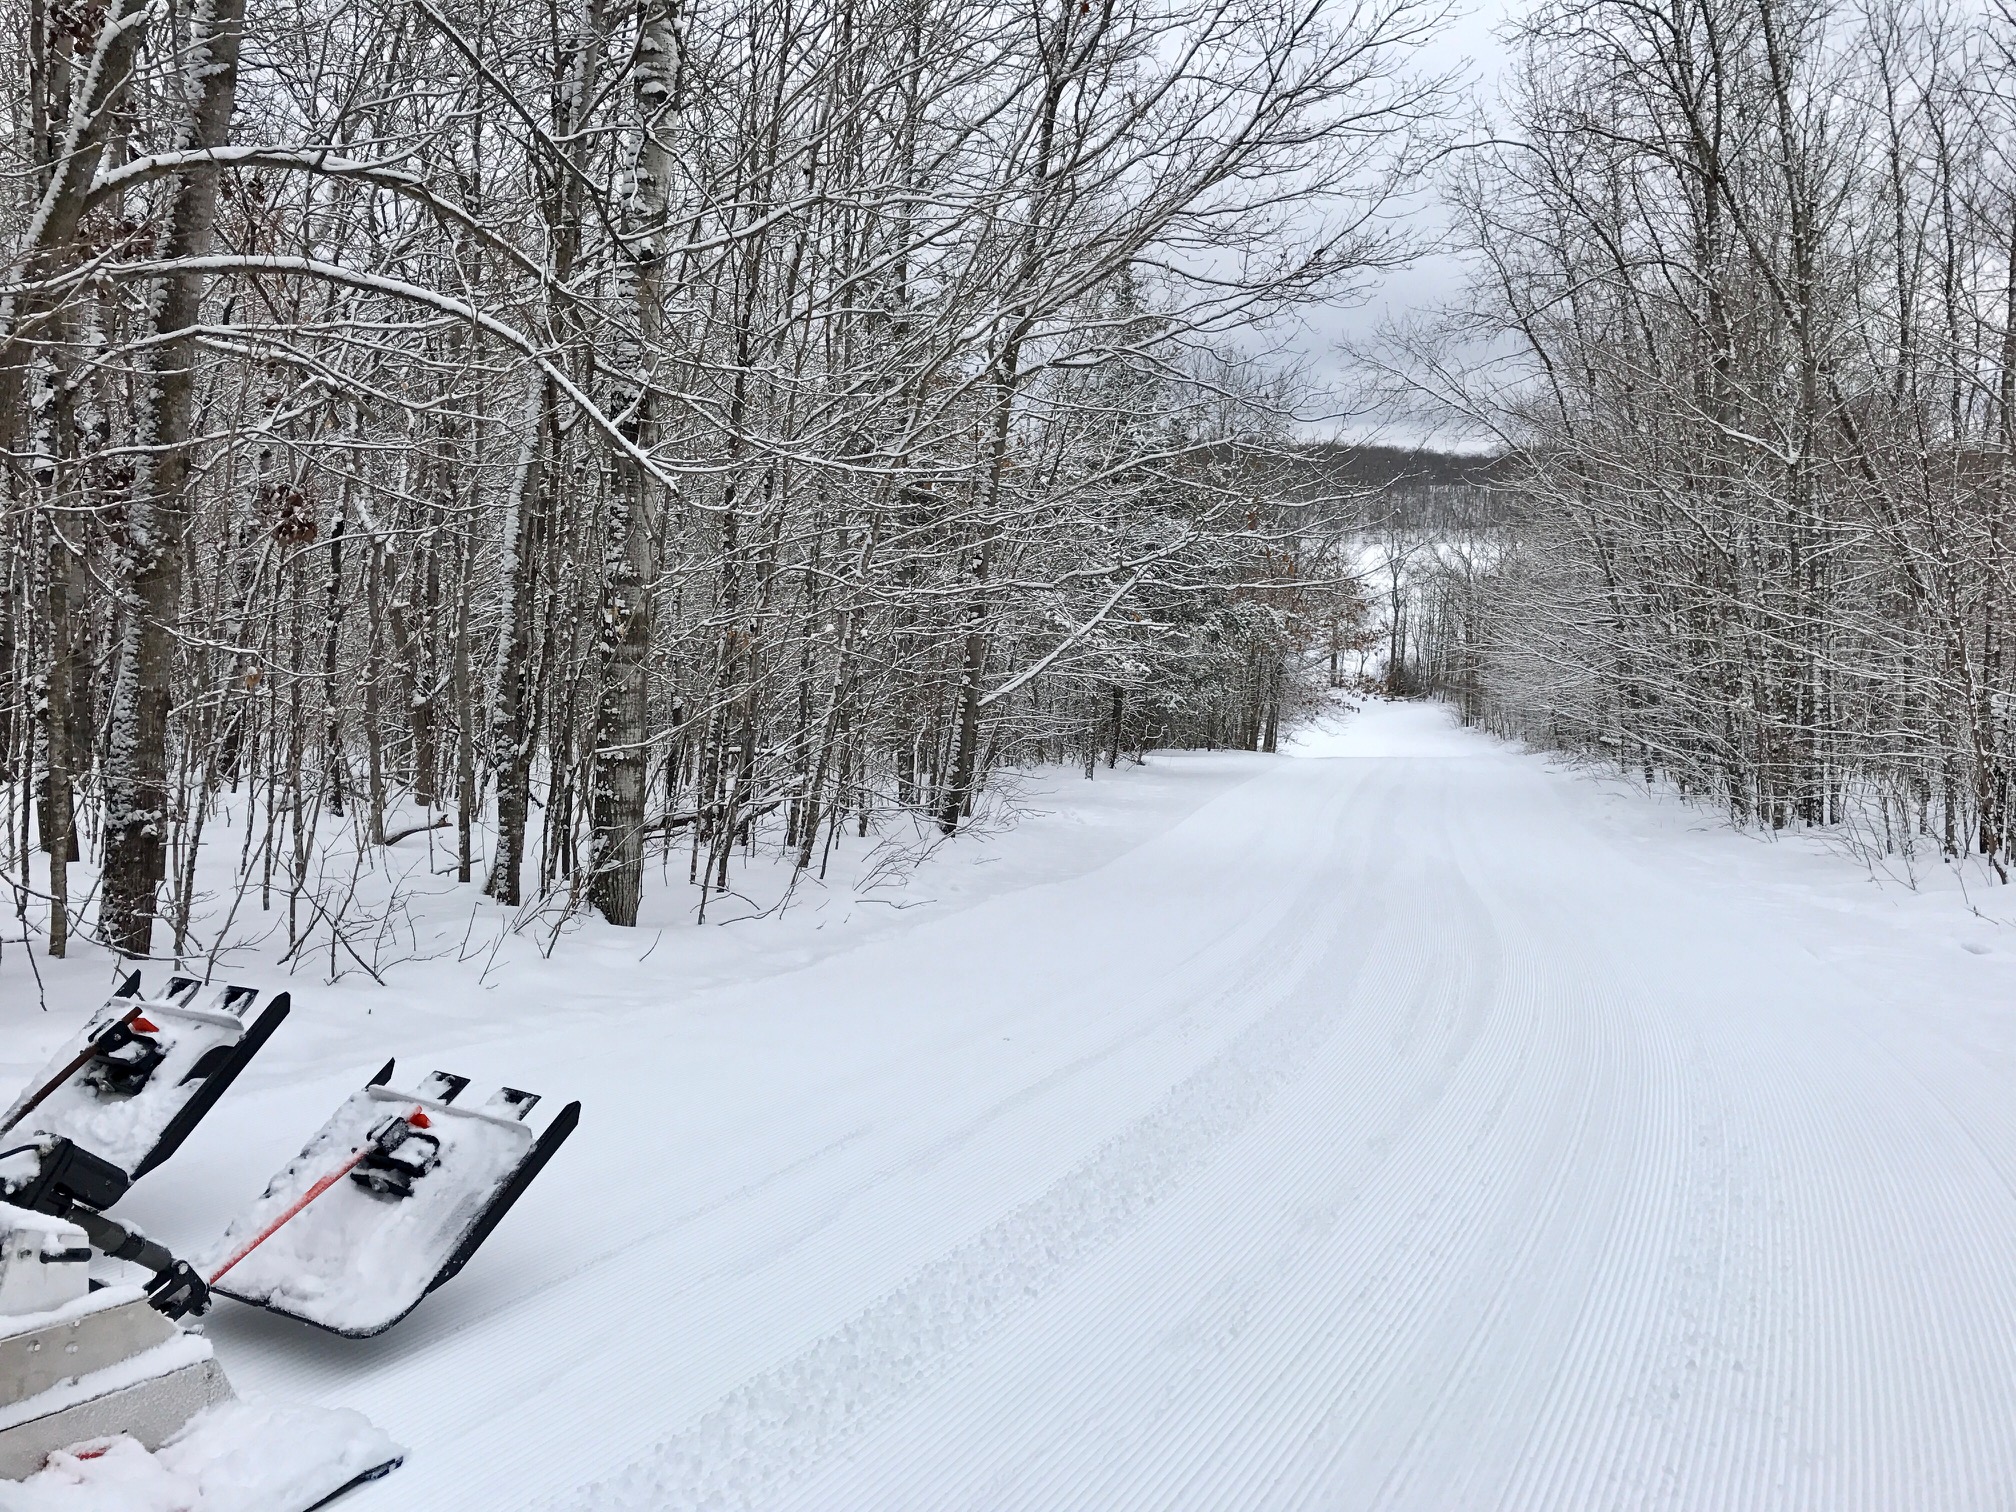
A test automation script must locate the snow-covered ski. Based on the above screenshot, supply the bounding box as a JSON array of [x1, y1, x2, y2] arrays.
[[202, 1064, 579, 1336], [0, 979, 579, 1505], [0, 973, 289, 1187]]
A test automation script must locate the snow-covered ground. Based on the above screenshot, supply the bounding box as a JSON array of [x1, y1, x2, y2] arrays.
[[12, 696, 2016, 1509]]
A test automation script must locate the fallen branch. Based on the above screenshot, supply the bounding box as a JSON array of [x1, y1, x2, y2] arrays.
[[649, 798, 784, 833], [381, 815, 451, 845]]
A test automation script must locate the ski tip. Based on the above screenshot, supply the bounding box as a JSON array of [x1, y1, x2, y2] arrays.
[[304, 1453, 404, 1510], [367, 1058, 396, 1087], [417, 1071, 471, 1105], [115, 971, 144, 999], [484, 1086, 540, 1120]]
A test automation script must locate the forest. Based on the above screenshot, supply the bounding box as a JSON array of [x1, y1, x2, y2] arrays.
[[19, 0, 1997, 976], [0, 0, 1433, 964], [1403, 0, 2016, 875]]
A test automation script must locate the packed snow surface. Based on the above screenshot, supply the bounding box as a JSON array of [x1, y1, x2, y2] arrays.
[[11, 698, 2016, 1508]]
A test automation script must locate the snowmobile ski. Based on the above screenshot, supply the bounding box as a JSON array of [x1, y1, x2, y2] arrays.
[[0, 974, 290, 1186], [305, 1453, 405, 1509], [202, 1063, 578, 1337]]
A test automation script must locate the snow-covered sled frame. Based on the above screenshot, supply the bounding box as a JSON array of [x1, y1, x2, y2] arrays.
[[1, 980, 578, 1343], [0, 972, 290, 1186], [205, 1063, 580, 1338]]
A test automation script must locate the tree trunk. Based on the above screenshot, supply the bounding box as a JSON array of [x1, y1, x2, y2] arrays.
[[939, 530, 991, 833], [487, 379, 550, 906], [0, 0, 152, 464], [363, 541, 388, 843], [589, 0, 680, 926], [453, 529, 478, 885], [98, 0, 247, 956], [40, 516, 76, 956]]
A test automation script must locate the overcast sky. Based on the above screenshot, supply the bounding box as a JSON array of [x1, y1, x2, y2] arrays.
[[1282, 0, 1515, 448]]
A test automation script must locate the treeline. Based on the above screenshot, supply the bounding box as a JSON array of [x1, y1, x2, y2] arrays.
[[1408, 0, 2016, 870], [0, 0, 1435, 960], [1287, 444, 1512, 531]]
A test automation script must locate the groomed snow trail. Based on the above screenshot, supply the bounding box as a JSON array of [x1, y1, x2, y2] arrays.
[[195, 704, 2016, 1507]]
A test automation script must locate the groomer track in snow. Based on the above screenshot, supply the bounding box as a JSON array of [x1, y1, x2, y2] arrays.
[[144, 702, 2016, 1507]]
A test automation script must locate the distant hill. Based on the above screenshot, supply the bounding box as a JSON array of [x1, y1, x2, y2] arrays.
[[1276, 443, 1515, 529], [1287, 443, 1509, 490]]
